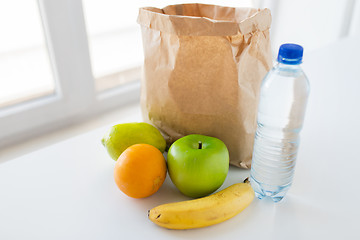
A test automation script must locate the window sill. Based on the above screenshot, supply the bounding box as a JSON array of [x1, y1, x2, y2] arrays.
[[0, 101, 141, 164]]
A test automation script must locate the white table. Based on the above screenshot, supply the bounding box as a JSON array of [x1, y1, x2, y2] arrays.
[[1, 36, 360, 239]]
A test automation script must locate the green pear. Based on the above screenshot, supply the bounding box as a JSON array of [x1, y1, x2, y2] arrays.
[[101, 122, 166, 160]]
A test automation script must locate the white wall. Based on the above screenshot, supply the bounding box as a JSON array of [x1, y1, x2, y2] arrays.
[[262, 0, 359, 56]]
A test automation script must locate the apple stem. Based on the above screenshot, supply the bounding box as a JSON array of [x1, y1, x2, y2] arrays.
[[198, 141, 202, 149]]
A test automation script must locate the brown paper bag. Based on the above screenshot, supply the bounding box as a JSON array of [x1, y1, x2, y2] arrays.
[[137, 4, 272, 168]]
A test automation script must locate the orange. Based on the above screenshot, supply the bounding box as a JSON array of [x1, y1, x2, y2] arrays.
[[114, 144, 167, 198]]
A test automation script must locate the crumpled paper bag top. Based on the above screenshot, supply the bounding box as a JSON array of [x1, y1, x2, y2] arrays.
[[138, 4, 272, 168], [138, 4, 271, 36]]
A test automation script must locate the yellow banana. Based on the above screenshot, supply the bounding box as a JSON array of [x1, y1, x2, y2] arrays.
[[148, 178, 254, 230]]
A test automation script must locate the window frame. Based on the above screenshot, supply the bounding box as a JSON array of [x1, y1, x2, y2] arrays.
[[0, 0, 140, 148]]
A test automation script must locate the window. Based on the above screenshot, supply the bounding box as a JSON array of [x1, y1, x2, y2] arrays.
[[0, 0, 55, 108], [82, 0, 143, 91], [0, 0, 141, 147]]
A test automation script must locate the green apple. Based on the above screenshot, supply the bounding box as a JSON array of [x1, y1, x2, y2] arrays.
[[167, 134, 229, 198], [101, 122, 166, 160]]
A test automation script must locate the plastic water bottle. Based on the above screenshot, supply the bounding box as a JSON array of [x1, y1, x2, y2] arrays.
[[250, 43, 310, 202]]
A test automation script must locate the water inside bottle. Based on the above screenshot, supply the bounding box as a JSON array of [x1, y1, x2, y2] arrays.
[[250, 64, 309, 202]]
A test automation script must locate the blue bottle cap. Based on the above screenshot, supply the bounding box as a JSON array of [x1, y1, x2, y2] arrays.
[[277, 43, 303, 65]]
